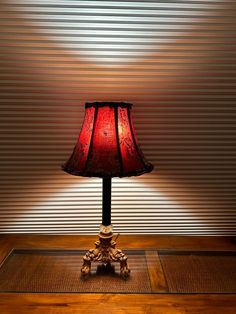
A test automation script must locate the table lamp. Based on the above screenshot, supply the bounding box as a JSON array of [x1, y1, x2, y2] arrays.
[[62, 102, 153, 278]]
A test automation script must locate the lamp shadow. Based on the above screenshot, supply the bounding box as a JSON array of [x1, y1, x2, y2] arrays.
[[81, 263, 125, 282]]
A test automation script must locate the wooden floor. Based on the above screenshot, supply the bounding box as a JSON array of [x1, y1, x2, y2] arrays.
[[0, 234, 235, 314]]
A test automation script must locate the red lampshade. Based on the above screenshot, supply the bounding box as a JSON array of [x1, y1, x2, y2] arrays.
[[62, 102, 153, 177]]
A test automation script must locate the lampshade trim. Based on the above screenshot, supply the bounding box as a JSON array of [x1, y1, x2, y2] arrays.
[[85, 102, 132, 109], [114, 106, 124, 176], [127, 107, 147, 169], [83, 105, 98, 174], [62, 163, 153, 178]]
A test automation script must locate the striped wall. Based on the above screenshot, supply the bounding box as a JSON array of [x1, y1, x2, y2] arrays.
[[0, 0, 236, 234]]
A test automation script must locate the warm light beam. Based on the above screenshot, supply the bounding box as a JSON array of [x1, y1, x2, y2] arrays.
[[9, 0, 222, 65]]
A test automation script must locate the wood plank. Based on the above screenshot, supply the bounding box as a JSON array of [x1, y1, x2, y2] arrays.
[[0, 293, 236, 314], [145, 250, 169, 292], [0, 234, 235, 252]]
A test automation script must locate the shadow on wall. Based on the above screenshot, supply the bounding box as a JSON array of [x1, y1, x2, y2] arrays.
[[0, 0, 236, 223]]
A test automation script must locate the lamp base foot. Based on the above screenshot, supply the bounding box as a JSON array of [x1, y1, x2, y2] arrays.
[[81, 225, 130, 279]]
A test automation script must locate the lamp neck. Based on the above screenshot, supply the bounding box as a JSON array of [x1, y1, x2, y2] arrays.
[[102, 177, 112, 226]]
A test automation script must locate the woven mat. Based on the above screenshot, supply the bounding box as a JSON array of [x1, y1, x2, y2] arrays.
[[0, 249, 151, 293], [159, 251, 236, 293], [0, 249, 235, 293]]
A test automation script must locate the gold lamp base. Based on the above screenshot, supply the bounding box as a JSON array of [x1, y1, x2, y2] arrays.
[[81, 225, 131, 279]]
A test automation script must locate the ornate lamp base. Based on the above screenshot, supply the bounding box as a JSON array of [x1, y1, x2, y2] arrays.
[[81, 225, 131, 279]]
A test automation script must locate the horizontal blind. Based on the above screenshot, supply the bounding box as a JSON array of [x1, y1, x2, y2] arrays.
[[0, 0, 236, 235]]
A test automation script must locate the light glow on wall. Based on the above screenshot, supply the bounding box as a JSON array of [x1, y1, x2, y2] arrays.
[[7, 0, 222, 65], [10, 177, 211, 235]]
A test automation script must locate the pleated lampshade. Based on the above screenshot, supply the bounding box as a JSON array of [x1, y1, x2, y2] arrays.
[[62, 102, 153, 178]]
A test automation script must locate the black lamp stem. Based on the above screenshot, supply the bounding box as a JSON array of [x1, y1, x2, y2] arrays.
[[102, 177, 112, 226]]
